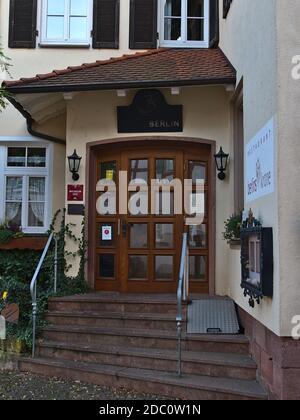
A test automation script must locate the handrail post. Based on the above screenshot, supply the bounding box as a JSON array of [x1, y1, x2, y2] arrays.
[[176, 232, 188, 377], [30, 232, 54, 358], [54, 235, 58, 294]]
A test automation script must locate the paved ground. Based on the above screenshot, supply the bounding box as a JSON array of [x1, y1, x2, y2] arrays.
[[0, 371, 168, 400]]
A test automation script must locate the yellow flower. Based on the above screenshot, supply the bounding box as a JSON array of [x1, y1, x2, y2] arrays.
[[2, 291, 8, 300]]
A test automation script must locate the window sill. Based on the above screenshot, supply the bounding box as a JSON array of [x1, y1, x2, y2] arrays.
[[159, 42, 209, 49], [39, 43, 90, 49]]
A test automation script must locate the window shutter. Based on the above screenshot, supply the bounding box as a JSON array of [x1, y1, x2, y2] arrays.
[[9, 0, 37, 48], [129, 0, 157, 49], [209, 0, 219, 48], [93, 0, 120, 49]]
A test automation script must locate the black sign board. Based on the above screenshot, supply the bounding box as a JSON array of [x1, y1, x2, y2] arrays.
[[68, 204, 85, 216], [117, 89, 183, 133]]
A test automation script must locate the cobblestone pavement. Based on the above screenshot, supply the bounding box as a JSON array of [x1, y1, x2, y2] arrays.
[[0, 371, 168, 400]]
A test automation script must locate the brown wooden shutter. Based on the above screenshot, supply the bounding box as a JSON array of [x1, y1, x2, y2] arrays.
[[209, 0, 219, 48], [93, 0, 120, 49], [129, 0, 157, 49], [9, 0, 37, 48]]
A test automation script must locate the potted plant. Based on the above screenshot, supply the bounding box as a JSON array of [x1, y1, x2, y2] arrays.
[[223, 213, 242, 247]]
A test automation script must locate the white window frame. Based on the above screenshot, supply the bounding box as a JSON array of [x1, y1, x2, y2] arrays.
[[40, 0, 92, 46], [0, 141, 53, 235], [159, 0, 209, 48]]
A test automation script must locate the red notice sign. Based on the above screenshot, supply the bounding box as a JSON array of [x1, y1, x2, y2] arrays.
[[67, 185, 84, 202]]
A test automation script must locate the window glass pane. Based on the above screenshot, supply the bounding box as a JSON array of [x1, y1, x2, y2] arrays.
[[48, 0, 65, 15], [164, 18, 181, 41], [164, 0, 181, 16], [188, 0, 204, 17], [7, 148, 25, 167], [5, 204, 22, 226], [189, 256, 206, 281], [29, 178, 46, 202], [5, 177, 22, 226], [155, 256, 173, 280], [100, 161, 117, 182], [27, 148, 46, 167], [189, 224, 206, 249], [130, 160, 148, 183], [28, 203, 45, 227], [156, 159, 174, 181], [155, 224, 174, 249], [129, 224, 148, 249], [129, 256, 148, 280], [6, 177, 22, 201], [155, 191, 174, 215], [187, 18, 204, 41], [70, 0, 88, 15], [189, 161, 206, 183], [187, 192, 206, 216], [47, 16, 64, 38], [28, 178, 45, 227], [99, 254, 115, 278], [69, 17, 87, 39]]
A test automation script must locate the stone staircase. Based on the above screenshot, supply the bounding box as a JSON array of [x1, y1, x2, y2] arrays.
[[18, 293, 268, 400]]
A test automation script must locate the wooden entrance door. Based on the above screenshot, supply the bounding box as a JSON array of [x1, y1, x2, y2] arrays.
[[95, 142, 211, 294]]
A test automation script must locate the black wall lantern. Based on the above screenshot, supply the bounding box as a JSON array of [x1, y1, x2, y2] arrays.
[[214, 147, 229, 180], [68, 149, 82, 181]]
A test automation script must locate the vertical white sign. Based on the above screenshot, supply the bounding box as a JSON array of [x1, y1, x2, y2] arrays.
[[246, 118, 275, 203]]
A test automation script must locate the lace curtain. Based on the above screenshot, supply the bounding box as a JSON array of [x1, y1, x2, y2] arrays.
[[5, 177, 22, 223], [29, 177, 45, 226]]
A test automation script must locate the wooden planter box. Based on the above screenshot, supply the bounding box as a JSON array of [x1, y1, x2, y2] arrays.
[[229, 239, 241, 249], [0, 236, 47, 251]]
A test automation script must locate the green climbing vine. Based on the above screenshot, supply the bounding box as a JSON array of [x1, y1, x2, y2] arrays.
[[0, 209, 89, 350]]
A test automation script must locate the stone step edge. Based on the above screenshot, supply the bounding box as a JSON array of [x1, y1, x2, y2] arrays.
[[19, 357, 267, 400], [49, 296, 182, 305], [42, 325, 249, 343], [46, 311, 185, 322], [38, 341, 257, 369]]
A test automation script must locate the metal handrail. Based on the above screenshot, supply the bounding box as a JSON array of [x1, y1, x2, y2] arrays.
[[176, 232, 189, 377], [30, 232, 58, 358]]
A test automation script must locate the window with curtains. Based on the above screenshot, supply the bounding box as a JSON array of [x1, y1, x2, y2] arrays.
[[3, 147, 49, 233], [160, 0, 209, 48], [41, 0, 91, 45]]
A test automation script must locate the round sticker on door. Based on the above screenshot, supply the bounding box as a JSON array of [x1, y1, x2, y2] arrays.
[[102, 226, 112, 241]]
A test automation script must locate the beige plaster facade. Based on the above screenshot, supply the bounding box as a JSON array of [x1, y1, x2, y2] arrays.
[[0, 0, 299, 340]]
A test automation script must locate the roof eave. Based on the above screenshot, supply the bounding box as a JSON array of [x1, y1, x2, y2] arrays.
[[5, 77, 236, 95]]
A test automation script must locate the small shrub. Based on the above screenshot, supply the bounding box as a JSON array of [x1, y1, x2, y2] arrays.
[[223, 213, 242, 243]]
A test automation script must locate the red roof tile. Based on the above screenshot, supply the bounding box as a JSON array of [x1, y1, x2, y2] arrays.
[[3, 48, 236, 93]]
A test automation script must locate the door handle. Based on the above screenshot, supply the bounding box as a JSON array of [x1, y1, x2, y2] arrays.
[[122, 219, 127, 238]]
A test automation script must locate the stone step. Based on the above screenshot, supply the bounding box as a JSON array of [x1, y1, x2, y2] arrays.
[[46, 311, 186, 331], [48, 295, 183, 315], [36, 341, 257, 380], [41, 325, 249, 354], [18, 357, 267, 400]]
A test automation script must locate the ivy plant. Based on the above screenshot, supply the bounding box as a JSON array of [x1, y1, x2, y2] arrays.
[[0, 209, 89, 350]]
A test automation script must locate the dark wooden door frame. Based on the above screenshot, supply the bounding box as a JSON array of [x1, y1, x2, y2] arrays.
[[85, 136, 216, 295]]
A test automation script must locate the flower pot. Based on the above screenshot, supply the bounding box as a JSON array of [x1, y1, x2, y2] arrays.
[[229, 239, 241, 249]]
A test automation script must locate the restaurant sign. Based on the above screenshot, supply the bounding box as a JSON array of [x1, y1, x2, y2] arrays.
[[117, 89, 183, 133], [246, 117, 275, 203]]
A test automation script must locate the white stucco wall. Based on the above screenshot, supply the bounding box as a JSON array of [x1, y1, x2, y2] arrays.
[[220, 0, 300, 337], [276, 0, 300, 336]]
